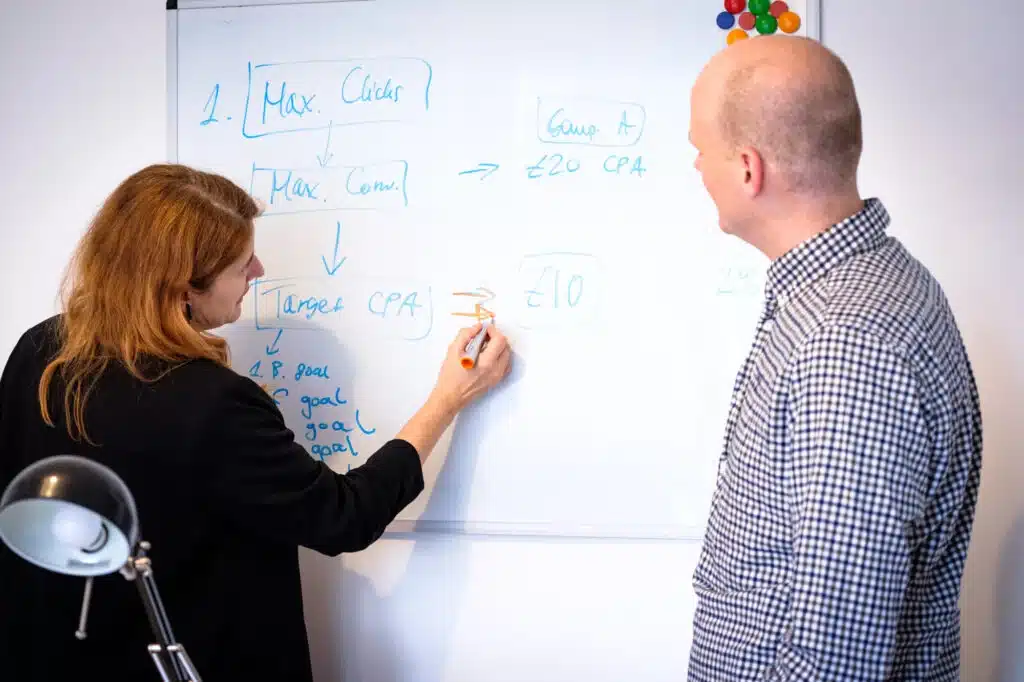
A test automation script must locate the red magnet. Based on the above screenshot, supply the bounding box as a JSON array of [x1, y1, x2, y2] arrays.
[[738, 11, 756, 30], [724, 0, 746, 14], [769, 1, 788, 18]]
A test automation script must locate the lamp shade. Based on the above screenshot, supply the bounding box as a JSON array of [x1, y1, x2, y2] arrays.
[[0, 455, 138, 577]]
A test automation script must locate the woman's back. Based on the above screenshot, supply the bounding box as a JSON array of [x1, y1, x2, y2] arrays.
[[0, 315, 424, 681], [0, 163, 511, 682]]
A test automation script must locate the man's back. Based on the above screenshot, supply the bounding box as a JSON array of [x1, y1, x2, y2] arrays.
[[689, 199, 982, 680]]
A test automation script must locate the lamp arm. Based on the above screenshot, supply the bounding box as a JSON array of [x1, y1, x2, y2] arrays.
[[121, 541, 203, 682]]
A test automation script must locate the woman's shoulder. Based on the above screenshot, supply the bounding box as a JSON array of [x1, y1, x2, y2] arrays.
[[4, 315, 278, 418], [5, 314, 62, 368], [161, 353, 284, 428], [165, 356, 272, 404]]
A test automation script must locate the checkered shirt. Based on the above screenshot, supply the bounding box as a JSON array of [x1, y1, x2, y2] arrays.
[[687, 198, 983, 681]]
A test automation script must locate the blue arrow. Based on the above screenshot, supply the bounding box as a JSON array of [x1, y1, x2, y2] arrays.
[[458, 162, 499, 179], [321, 221, 346, 276], [265, 329, 283, 356], [316, 121, 334, 168]]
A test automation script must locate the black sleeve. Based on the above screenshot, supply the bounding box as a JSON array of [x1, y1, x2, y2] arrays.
[[200, 372, 425, 555]]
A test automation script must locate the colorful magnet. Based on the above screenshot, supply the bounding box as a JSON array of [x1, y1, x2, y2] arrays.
[[748, 0, 770, 16], [755, 13, 778, 34], [724, 0, 746, 14], [769, 1, 788, 18], [738, 11, 756, 30], [717, 11, 736, 29], [726, 28, 749, 45], [778, 10, 801, 33]]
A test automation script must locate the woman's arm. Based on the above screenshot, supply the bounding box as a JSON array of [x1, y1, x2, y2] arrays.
[[202, 322, 511, 555], [203, 373, 424, 555], [397, 323, 512, 463]]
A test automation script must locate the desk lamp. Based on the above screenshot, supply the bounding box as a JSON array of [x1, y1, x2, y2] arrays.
[[0, 455, 202, 682]]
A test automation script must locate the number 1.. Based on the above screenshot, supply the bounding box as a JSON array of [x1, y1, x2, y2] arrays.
[[201, 84, 221, 126]]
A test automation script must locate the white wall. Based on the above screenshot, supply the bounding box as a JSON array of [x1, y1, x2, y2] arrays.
[[0, 0, 167, 361], [822, 6, 1024, 681], [1, 1, 1020, 680]]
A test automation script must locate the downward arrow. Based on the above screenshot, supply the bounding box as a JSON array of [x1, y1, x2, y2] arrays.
[[316, 121, 334, 168], [321, 221, 346, 276], [265, 329, 283, 356]]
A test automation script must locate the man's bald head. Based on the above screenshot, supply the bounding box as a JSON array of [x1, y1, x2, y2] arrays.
[[700, 35, 862, 197]]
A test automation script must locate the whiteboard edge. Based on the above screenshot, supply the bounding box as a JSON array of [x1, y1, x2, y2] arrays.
[[806, 0, 822, 42], [383, 519, 706, 542], [166, 8, 179, 163], [174, 0, 371, 8]]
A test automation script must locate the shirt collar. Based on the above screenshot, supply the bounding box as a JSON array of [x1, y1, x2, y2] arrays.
[[765, 197, 890, 308]]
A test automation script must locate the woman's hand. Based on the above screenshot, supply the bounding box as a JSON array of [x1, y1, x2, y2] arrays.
[[430, 322, 512, 413], [396, 322, 512, 463]]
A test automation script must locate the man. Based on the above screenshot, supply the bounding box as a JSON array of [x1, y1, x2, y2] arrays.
[[687, 35, 982, 680]]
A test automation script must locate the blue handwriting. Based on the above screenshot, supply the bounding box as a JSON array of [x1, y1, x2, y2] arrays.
[[304, 410, 376, 442], [248, 359, 285, 379], [342, 66, 404, 105], [294, 363, 330, 382], [367, 287, 434, 341], [546, 108, 598, 142], [525, 266, 584, 309], [603, 155, 647, 177], [369, 291, 423, 317], [268, 170, 320, 205], [201, 84, 221, 125], [345, 162, 409, 206], [536, 97, 646, 147], [241, 59, 432, 139], [261, 283, 344, 322], [299, 387, 348, 420], [526, 154, 580, 179], [262, 81, 316, 124]]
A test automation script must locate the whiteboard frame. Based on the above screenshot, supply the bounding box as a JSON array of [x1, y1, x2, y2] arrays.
[[163, 0, 821, 541], [164, 0, 821, 159], [168, 0, 821, 38], [171, 0, 372, 8], [166, 11, 178, 162], [806, 0, 822, 41], [383, 519, 707, 542]]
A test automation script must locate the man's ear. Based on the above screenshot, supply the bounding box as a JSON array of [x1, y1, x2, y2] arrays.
[[737, 145, 764, 197]]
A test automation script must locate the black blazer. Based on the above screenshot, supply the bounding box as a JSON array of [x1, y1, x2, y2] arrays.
[[0, 315, 424, 682]]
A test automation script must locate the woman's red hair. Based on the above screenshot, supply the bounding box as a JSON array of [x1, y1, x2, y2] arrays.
[[39, 163, 260, 442]]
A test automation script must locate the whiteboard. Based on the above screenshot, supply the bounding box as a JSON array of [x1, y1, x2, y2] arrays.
[[169, 0, 820, 539]]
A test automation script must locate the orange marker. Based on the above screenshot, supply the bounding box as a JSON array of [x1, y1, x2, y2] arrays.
[[460, 321, 491, 369]]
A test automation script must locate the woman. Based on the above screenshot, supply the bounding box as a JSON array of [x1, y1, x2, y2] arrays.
[[0, 164, 511, 682]]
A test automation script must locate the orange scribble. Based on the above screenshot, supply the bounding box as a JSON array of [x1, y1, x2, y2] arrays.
[[452, 287, 496, 321]]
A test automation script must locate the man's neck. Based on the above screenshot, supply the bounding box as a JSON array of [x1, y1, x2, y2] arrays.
[[755, 193, 865, 260]]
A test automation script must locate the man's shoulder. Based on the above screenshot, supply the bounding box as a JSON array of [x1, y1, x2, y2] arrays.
[[790, 239, 978, 406], [819, 238, 961, 358]]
